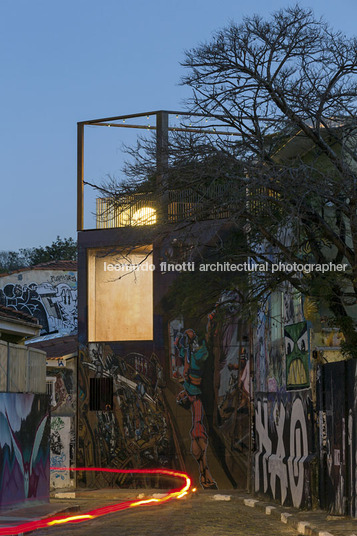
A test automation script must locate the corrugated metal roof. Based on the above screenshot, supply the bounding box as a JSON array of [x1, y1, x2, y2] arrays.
[[27, 334, 77, 358]]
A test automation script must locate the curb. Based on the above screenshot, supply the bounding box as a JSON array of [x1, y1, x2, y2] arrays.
[[237, 494, 339, 536]]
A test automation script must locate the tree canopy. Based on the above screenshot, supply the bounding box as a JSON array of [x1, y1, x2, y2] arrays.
[[98, 5, 357, 354], [0, 236, 77, 273]]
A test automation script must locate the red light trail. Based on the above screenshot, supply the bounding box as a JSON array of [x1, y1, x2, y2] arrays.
[[0, 467, 192, 536]]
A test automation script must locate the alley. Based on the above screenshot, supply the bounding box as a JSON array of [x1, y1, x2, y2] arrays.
[[35, 492, 299, 536]]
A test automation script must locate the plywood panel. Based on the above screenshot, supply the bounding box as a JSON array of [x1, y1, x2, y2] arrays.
[[88, 247, 153, 342]]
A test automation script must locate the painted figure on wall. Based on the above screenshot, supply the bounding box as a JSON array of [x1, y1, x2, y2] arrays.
[[176, 329, 217, 489], [284, 321, 309, 389]]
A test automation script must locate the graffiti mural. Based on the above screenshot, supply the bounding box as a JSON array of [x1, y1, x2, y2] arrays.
[[77, 343, 174, 488], [50, 416, 72, 488], [284, 322, 310, 390], [169, 318, 185, 381], [254, 391, 314, 508], [175, 328, 217, 489], [209, 303, 250, 489], [0, 280, 77, 334], [47, 367, 76, 413], [0, 393, 50, 509], [167, 290, 251, 490], [317, 360, 357, 517], [255, 307, 269, 393]]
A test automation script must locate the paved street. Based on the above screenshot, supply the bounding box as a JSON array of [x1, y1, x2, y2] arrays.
[[35, 491, 299, 536]]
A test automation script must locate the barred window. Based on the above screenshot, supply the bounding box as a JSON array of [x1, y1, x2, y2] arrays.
[[46, 377, 56, 407], [89, 377, 113, 411]]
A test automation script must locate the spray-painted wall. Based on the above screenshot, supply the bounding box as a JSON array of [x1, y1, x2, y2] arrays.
[[77, 300, 251, 490], [77, 230, 319, 494], [167, 291, 251, 489], [254, 391, 314, 508], [317, 360, 357, 517], [0, 269, 77, 335], [252, 285, 316, 508], [77, 342, 175, 488], [47, 359, 76, 489], [0, 393, 50, 510]]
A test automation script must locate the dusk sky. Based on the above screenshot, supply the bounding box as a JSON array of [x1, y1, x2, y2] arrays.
[[1, 0, 356, 251]]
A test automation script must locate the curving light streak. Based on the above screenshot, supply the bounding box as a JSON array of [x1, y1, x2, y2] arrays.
[[0, 467, 192, 536]]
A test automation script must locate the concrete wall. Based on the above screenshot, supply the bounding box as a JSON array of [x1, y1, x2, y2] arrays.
[[47, 359, 76, 489]]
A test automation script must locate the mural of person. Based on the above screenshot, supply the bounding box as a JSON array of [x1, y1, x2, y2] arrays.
[[176, 329, 217, 490]]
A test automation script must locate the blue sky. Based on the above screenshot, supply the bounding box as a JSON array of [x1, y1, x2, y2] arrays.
[[1, 0, 356, 250]]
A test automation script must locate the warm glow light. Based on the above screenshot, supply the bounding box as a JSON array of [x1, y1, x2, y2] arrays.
[[131, 207, 157, 225], [0, 467, 192, 536], [48, 515, 94, 525]]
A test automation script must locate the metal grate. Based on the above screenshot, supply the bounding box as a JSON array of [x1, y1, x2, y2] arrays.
[[89, 377, 113, 411]]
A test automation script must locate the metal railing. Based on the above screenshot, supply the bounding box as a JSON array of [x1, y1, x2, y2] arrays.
[[96, 185, 234, 228]]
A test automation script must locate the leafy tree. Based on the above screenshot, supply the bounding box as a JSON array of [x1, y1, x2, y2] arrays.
[[0, 236, 77, 272], [29, 236, 77, 265], [0, 250, 32, 273]]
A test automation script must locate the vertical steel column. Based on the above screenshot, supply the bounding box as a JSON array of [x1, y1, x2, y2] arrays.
[[77, 123, 84, 231], [156, 111, 169, 222]]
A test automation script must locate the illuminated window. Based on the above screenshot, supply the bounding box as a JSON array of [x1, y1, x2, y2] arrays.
[[96, 199, 157, 228], [131, 207, 157, 225], [88, 246, 154, 342]]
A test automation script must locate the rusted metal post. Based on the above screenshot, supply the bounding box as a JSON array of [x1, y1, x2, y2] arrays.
[[156, 111, 169, 223], [77, 122, 84, 231]]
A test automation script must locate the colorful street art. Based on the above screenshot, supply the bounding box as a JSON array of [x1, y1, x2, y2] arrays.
[[284, 322, 310, 390], [50, 416, 73, 489], [175, 328, 217, 489], [46, 362, 76, 489], [47, 367, 76, 413], [0, 280, 77, 335], [0, 393, 50, 509], [168, 290, 251, 490], [209, 306, 250, 489], [254, 391, 314, 508], [77, 343, 174, 488]]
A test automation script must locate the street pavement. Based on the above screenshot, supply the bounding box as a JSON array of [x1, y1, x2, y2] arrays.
[[3, 489, 357, 536], [35, 490, 299, 536]]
